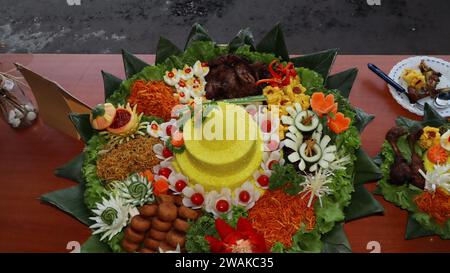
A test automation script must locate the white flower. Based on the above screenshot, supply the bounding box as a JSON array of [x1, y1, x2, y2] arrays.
[[168, 171, 189, 195], [153, 160, 174, 178], [233, 181, 260, 210], [286, 124, 337, 172], [245, 105, 258, 118], [328, 154, 352, 171], [182, 184, 206, 209], [189, 76, 206, 98], [147, 121, 162, 138], [419, 164, 450, 193], [159, 119, 178, 139], [159, 244, 181, 253], [205, 188, 232, 218], [262, 150, 285, 171], [177, 89, 192, 104], [153, 143, 173, 161], [163, 68, 180, 86], [193, 60, 209, 77], [299, 168, 333, 207], [180, 65, 194, 80], [116, 173, 155, 206], [89, 195, 139, 241], [252, 169, 272, 189]]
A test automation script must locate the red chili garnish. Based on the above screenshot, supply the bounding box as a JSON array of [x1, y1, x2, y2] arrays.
[[168, 71, 174, 78]]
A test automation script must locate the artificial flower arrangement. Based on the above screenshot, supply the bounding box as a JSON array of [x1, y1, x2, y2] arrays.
[[41, 24, 383, 253], [376, 104, 450, 239]]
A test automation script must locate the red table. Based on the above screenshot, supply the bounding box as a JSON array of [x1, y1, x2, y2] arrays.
[[0, 54, 449, 252]]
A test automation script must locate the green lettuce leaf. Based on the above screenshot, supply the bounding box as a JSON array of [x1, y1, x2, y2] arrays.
[[235, 45, 278, 64], [82, 134, 109, 209], [296, 67, 324, 90]]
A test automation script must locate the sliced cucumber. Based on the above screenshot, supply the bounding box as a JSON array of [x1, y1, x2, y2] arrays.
[[299, 142, 322, 163], [294, 110, 319, 132]]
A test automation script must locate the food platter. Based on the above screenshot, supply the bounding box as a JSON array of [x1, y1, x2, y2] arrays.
[[376, 105, 450, 239], [41, 24, 384, 253], [388, 56, 450, 117]]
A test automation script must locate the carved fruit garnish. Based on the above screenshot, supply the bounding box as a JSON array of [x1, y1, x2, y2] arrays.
[[90, 103, 116, 130], [107, 103, 140, 136]]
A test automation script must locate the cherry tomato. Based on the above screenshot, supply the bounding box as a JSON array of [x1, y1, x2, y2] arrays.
[[191, 193, 204, 206], [162, 147, 173, 158], [239, 191, 251, 203], [158, 167, 172, 178], [257, 175, 269, 187], [175, 180, 187, 192], [215, 199, 229, 212], [268, 160, 278, 170], [166, 125, 174, 136], [261, 119, 272, 133]]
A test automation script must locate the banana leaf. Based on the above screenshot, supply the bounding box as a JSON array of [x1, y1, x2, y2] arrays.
[[229, 27, 255, 52], [326, 68, 358, 99], [354, 107, 375, 133], [255, 23, 289, 61], [345, 185, 384, 222], [155, 37, 182, 65], [101, 71, 122, 101], [54, 153, 85, 184], [291, 48, 338, 80], [184, 23, 213, 50], [422, 103, 447, 127], [405, 213, 435, 240], [81, 234, 112, 253], [121, 49, 149, 79], [354, 148, 383, 185], [321, 222, 352, 253], [68, 113, 94, 143], [40, 184, 92, 226]]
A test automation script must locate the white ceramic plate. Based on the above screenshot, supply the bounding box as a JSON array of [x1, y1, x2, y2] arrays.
[[388, 56, 450, 117]]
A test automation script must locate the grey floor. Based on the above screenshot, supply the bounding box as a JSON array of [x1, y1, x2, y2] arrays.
[[1, 0, 450, 54]]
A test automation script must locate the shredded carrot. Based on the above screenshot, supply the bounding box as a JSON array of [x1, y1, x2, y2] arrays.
[[415, 188, 450, 225], [248, 189, 316, 249], [128, 80, 178, 121]]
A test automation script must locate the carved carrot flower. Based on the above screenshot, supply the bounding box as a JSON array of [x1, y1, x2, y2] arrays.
[[327, 112, 351, 134], [310, 92, 338, 117]]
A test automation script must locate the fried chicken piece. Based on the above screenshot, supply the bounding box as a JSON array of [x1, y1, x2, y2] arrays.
[[407, 128, 425, 189], [205, 55, 269, 100], [386, 127, 412, 185]]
